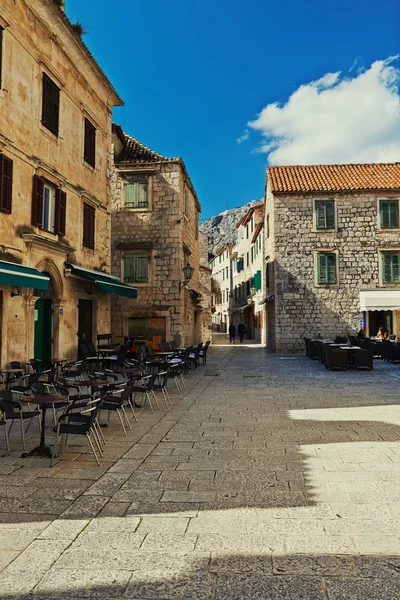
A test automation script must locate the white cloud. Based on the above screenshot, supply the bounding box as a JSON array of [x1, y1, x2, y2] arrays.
[[248, 57, 400, 165], [236, 129, 250, 144]]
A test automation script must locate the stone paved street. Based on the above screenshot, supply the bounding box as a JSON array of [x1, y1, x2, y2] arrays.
[[2, 346, 400, 598]]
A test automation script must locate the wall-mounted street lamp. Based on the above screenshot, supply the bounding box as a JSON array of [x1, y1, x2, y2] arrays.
[[179, 261, 195, 292]]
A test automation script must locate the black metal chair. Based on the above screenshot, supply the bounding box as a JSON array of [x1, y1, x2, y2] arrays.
[[0, 390, 40, 450], [0, 404, 9, 454], [189, 343, 203, 369], [129, 375, 159, 413], [324, 346, 348, 370], [52, 401, 102, 466], [153, 371, 172, 408], [199, 340, 211, 365]]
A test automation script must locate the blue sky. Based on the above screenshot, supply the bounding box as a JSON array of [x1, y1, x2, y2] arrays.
[[68, 0, 400, 220]]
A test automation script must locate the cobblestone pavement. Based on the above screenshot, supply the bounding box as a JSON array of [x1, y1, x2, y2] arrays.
[[1, 347, 400, 598]]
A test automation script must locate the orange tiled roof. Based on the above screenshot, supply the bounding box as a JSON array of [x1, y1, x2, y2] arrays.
[[251, 222, 263, 244], [267, 163, 400, 194], [237, 203, 264, 228]]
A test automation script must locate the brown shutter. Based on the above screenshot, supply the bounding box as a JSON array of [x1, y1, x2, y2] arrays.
[[0, 27, 3, 90], [0, 154, 13, 214], [42, 73, 60, 136], [55, 189, 67, 235], [32, 175, 44, 227], [83, 203, 95, 249], [84, 118, 96, 167]]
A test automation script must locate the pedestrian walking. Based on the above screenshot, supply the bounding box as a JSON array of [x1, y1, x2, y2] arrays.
[[238, 322, 246, 343], [228, 324, 236, 344]]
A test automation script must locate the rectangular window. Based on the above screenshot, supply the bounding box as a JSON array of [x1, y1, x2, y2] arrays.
[[83, 203, 95, 249], [382, 252, 400, 284], [266, 263, 270, 288], [237, 257, 244, 272], [184, 186, 189, 216], [246, 224, 249, 239], [380, 199, 399, 229], [317, 252, 337, 285], [251, 247, 254, 263], [0, 27, 3, 90], [124, 252, 149, 283], [195, 212, 199, 239], [41, 73, 60, 137], [84, 118, 96, 168], [226, 267, 228, 280], [266, 214, 270, 238], [31, 175, 66, 234], [246, 252, 249, 267], [0, 154, 13, 214], [315, 199, 335, 230], [124, 175, 149, 208]]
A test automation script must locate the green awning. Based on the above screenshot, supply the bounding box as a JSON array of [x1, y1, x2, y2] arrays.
[[0, 261, 49, 290], [68, 264, 137, 299]]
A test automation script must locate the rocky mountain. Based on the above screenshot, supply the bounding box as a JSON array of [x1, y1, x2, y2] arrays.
[[200, 199, 262, 258]]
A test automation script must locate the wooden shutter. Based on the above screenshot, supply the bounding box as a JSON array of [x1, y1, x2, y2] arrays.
[[380, 200, 390, 228], [315, 201, 325, 229], [83, 203, 95, 249], [84, 118, 96, 167], [391, 201, 399, 228], [393, 254, 400, 283], [318, 254, 327, 284], [42, 73, 60, 136], [327, 254, 337, 284], [124, 253, 136, 282], [55, 189, 66, 235], [0, 154, 13, 214], [0, 27, 3, 90], [31, 175, 44, 227], [325, 200, 335, 229], [136, 253, 149, 282]]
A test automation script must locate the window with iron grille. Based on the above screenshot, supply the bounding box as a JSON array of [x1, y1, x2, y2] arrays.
[[84, 118, 96, 168], [41, 73, 60, 137], [382, 252, 400, 284], [124, 252, 149, 283], [380, 200, 399, 229], [315, 199, 335, 230], [83, 203, 95, 249], [317, 252, 337, 285], [124, 175, 149, 208]]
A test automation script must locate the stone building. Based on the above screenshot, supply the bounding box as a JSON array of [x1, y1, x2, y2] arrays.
[[110, 126, 205, 348], [209, 245, 234, 332], [0, 0, 137, 366], [198, 231, 212, 343], [230, 204, 264, 342], [264, 163, 400, 352]]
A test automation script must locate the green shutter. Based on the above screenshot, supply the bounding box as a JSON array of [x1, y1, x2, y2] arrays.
[[318, 254, 327, 284], [136, 253, 148, 282], [124, 252, 148, 283], [316, 201, 326, 229], [392, 202, 399, 228], [318, 253, 336, 284], [393, 254, 400, 283], [325, 201, 335, 229], [327, 254, 337, 284], [253, 270, 262, 290], [380, 200, 399, 229], [380, 201, 390, 228], [124, 254, 137, 282], [124, 176, 148, 208]]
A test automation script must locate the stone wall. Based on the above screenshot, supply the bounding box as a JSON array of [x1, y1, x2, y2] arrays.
[[270, 188, 400, 352], [199, 231, 212, 342], [110, 161, 202, 347]]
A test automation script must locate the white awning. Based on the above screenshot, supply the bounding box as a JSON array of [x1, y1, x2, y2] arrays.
[[360, 289, 400, 311]]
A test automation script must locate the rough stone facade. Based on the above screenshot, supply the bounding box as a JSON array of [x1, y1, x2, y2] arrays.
[[265, 183, 400, 353], [110, 130, 204, 347], [0, 0, 121, 365]]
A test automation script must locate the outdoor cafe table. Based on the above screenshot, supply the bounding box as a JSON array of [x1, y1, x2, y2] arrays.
[[339, 346, 362, 368], [20, 393, 67, 458], [0, 368, 24, 389]]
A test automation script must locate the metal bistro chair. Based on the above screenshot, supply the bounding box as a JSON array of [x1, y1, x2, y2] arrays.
[[0, 403, 9, 454], [0, 390, 41, 451], [153, 371, 172, 408], [199, 340, 211, 365], [130, 374, 159, 413], [52, 400, 103, 466], [100, 384, 138, 436]]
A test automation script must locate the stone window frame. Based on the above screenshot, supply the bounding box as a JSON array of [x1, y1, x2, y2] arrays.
[[378, 249, 400, 287], [121, 249, 153, 287], [312, 198, 338, 233], [377, 197, 400, 231], [120, 170, 154, 212], [313, 249, 339, 287]]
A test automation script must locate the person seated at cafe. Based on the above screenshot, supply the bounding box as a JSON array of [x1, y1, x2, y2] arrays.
[[357, 327, 366, 338], [376, 326, 387, 339]]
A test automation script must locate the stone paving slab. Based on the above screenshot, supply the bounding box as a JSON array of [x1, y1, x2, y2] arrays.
[[2, 348, 400, 597]]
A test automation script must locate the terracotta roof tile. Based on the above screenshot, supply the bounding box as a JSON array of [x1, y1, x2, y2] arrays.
[[119, 134, 178, 164], [267, 163, 400, 194]]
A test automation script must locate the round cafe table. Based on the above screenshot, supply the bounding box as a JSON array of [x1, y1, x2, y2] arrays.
[[0, 368, 25, 389], [20, 393, 67, 459]]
